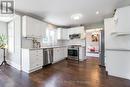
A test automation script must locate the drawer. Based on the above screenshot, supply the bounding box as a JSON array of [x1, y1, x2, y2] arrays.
[[30, 63, 41, 70], [30, 58, 43, 70]]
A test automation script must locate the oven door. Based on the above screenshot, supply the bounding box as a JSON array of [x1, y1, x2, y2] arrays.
[[68, 49, 78, 57]]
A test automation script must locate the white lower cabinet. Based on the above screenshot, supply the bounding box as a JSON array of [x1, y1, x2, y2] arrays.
[[0, 49, 3, 64], [22, 49, 43, 73], [62, 47, 68, 58], [53, 47, 67, 63]]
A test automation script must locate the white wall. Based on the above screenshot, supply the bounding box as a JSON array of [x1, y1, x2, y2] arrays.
[[7, 15, 22, 70], [85, 22, 104, 29], [0, 21, 7, 35], [105, 18, 130, 80], [106, 50, 130, 80], [0, 21, 7, 64]]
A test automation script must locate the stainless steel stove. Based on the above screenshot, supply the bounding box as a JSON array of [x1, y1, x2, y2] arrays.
[[67, 45, 80, 62]]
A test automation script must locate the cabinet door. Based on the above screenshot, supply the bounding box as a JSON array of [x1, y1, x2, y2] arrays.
[[53, 48, 60, 62], [53, 48, 67, 63], [63, 47, 68, 58], [36, 50, 43, 66], [68, 28, 74, 35], [23, 16, 37, 37], [34, 20, 42, 37], [62, 29, 69, 40], [29, 50, 38, 70], [0, 49, 3, 64], [53, 48, 57, 62], [23, 16, 47, 38], [57, 28, 62, 40], [29, 50, 43, 70], [40, 22, 48, 37], [67, 27, 85, 39], [58, 48, 63, 59]]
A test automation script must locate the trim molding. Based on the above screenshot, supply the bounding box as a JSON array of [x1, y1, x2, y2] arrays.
[[106, 49, 130, 51], [7, 60, 21, 71]]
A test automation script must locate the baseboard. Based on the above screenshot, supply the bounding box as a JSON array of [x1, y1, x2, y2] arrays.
[[99, 65, 106, 68], [79, 58, 84, 61], [7, 60, 21, 71], [53, 58, 66, 64], [106, 70, 130, 80]]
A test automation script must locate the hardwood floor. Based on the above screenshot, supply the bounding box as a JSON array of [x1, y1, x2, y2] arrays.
[[0, 57, 130, 87]]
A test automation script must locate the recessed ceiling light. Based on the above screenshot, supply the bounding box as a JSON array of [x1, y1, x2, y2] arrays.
[[71, 13, 83, 20], [96, 11, 99, 15]]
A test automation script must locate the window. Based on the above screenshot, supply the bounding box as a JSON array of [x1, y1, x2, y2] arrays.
[[42, 28, 57, 46]]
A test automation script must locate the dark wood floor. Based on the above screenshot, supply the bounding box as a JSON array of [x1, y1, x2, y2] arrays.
[[0, 57, 130, 87]]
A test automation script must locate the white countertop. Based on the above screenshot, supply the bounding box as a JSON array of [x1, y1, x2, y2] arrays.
[[22, 45, 85, 50], [22, 46, 68, 50]]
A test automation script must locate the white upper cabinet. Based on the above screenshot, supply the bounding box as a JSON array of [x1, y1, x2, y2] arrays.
[[57, 28, 62, 40], [114, 6, 130, 33], [57, 26, 85, 40], [57, 28, 69, 40], [69, 26, 85, 39], [22, 16, 47, 38], [68, 26, 84, 34], [40, 22, 48, 37], [61, 29, 69, 40]]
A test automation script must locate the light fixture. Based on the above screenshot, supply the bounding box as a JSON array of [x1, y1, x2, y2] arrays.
[[71, 13, 83, 20], [96, 11, 99, 15]]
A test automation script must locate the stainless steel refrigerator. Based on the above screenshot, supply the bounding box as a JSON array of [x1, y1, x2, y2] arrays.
[[99, 30, 105, 67]]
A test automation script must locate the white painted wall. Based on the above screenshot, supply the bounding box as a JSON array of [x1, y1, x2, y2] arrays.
[[104, 18, 130, 80], [0, 22, 7, 35], [7, 15, 22, 70], [85, 22, 104, 29], [0, 21, 7, 64], [106, 50, 130, 80]]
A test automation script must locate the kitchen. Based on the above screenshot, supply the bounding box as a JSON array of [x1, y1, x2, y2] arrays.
[[0, 0, 130, 87], [6, 15, 86, 73]]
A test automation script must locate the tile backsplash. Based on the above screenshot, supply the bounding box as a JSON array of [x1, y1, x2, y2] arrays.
[[62, 39, 85, 46]]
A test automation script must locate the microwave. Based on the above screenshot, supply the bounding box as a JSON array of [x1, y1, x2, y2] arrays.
[[69, 34, 81, 39]]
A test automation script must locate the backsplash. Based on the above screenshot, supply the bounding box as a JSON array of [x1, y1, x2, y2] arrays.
[[22, 37, 63, 48], [22, 37, 33, 48], [62, 39, 85, 46]]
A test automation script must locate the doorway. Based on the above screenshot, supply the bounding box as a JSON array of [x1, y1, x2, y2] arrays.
[[85, 28, 105, 66]]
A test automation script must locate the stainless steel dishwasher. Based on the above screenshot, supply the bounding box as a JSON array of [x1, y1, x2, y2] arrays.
[[43, 48, 53, 66]]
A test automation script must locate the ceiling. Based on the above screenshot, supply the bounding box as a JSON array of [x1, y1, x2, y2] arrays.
[[14, 0, 130, 26]]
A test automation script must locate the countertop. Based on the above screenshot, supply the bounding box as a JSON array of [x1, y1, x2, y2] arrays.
[[22, 45, 85, 50], [22, 46, 68, 50]]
